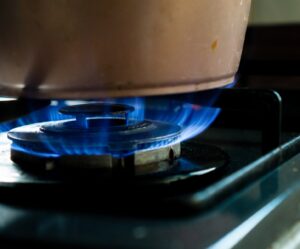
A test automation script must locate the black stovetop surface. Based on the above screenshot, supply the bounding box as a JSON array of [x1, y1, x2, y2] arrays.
[[0, 86, 300, 249], [0, 124, 299, 249]]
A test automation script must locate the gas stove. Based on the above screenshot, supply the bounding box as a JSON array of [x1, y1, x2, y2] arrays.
[[0, 80, 300, 249], [5, 2, 300, 248]]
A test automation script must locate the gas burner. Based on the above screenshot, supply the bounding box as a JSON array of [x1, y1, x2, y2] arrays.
[[7, 103, 182, 176]]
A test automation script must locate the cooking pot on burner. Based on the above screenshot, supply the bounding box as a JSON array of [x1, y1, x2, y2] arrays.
[[0, 0, 251, 99]]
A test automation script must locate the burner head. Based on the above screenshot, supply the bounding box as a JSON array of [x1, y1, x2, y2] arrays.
[[60, 103, 135, 116], [8, 103, 182, 176], [59, 102, 135, 129]]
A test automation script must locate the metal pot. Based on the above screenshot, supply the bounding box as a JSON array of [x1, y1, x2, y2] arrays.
[[0, 0, 251, 99]]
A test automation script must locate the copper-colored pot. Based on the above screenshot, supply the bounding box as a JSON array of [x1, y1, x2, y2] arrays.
[[0, 0, 251, 99]]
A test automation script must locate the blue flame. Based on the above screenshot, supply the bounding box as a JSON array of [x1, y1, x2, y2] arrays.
[[2, 84, 229, 157], [145, 99, 220, 143], [0, 100, 71, 132]]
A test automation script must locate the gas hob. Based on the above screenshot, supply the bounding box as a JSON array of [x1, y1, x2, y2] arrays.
[[0, 86, 299, 249]]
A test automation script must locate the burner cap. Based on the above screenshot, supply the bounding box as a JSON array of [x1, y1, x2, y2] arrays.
[[59, 103, 135, 129], [60, 103, 134, 116]]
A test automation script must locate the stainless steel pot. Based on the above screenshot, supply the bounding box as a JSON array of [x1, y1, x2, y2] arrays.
[[0, 0, 251, 99]]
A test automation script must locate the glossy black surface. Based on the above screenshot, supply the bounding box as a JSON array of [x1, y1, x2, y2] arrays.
[[0, 88, 298, 249], [0, 128, 299, 249]]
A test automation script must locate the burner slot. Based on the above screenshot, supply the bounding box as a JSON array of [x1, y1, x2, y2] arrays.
[[76, 115, 88, 129]]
